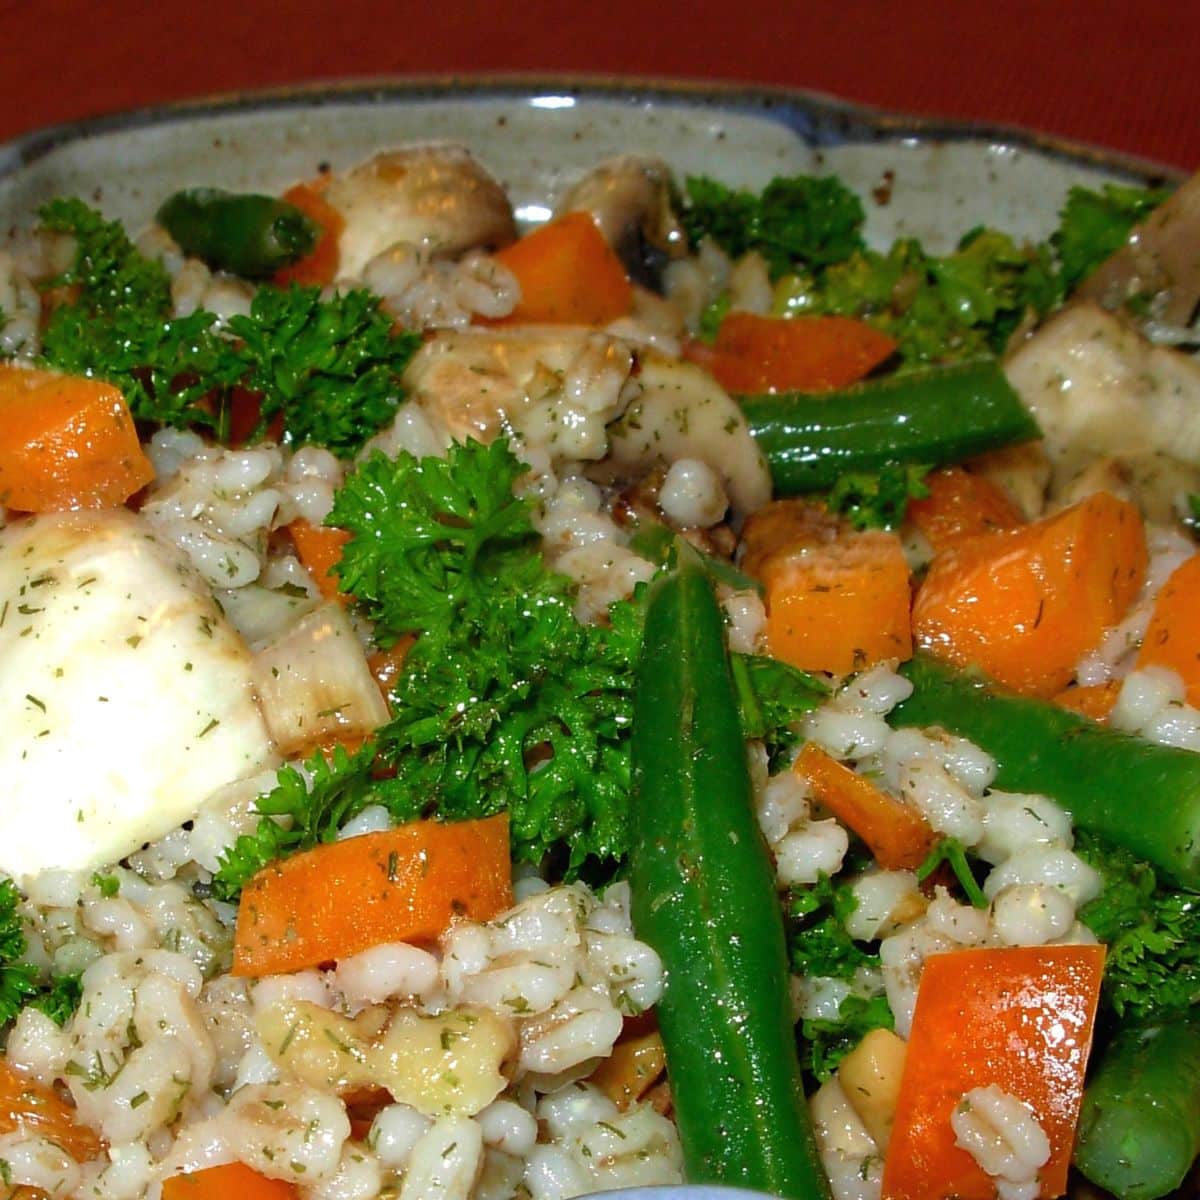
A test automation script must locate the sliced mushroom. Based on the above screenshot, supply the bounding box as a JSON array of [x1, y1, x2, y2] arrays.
[[324, 144, 516, 279], [1076, 168, 1200, 328], [606, 354, 771, 517], [556, 156, 687, 290], [1004, 300, 1200, 514]]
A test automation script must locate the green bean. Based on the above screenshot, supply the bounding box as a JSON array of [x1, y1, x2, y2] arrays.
[[157, 188, 319, 278], [890, 654, 1200, 890], [1075, 1017, 1200, 1199], [739, 360, 1040, 493], [629, 552, 831, 1198]]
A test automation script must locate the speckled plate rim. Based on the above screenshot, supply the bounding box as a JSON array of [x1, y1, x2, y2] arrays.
[[0, 73, 1184, 187]]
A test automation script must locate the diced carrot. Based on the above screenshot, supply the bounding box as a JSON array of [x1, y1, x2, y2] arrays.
[[0, 1057, 102, 1163], [912, 492, 1147, 698], [1051, 680, 1120, 724], [273, 182, 345, 287], [233, 814, 513, 977], [287, 519, 352, 604], [882, 944, 1106, 1200], [740, 498, 842, 581], [162, 1163, 297, 1200], [0, 365, 154, 512], [907, 466, 1025, 552], [1136, 552, 1200, 706], [762, 529, 913, 676], [794, 743, 936, 869], [489, 212, 632, 325], [687, 313, 897, 394], [589, 1027, 667, 1111]]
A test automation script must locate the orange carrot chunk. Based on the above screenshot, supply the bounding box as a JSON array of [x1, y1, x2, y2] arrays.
[[0, 365, 154, 512], [794, 742, 936, 869], [882, 944, 1106, 1200], [907, 465, 1025, 552], [912, 491, 1147, 698], [287, 519, 352, 603], [763, 529, 913, 676], [1051, 680, 1120, 724], [692, 313, 897, 394], [1136, 552, 1200, 706], [233, 814, 513, 977], [490, 212, 632, 325], [163, 1163, 297, 1200], [274, 182, 344, 287], [0, 1057, 102, 1163]]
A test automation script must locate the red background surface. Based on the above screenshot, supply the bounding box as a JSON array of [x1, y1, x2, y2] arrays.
[[1, 0, 1194, 170]]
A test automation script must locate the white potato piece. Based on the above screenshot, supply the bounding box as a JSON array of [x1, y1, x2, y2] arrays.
[[251, 601, 389, 756], [1005, 303, 1200, 484], [607, 353, 772, 516], [0, 510, 274, 880]]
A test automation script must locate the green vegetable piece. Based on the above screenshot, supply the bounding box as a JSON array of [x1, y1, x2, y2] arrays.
[[740, 360, 1040, 494], [0, 878, 82, 1027], [1074, 830, 1200, 1022], [776, 229, 1060, 366], [827, 462, 930, 531], [915, 837, 988, 909], [681, 173, 865, 277], [1053, 182, 1171, 295], [157, 187, 319, 278], [627, 521, 762, 594], [891, 655, 1200, 891], [1074, 1017, 1200, 1200], [629, 553, 830, 1198]]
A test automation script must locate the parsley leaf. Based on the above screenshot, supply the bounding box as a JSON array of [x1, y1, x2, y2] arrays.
[[1075, 830, 1200, 1021], [31, 973, 83, 1027], [731, 653, 828, 746], [801, 992, 895, 1082], [787, 873, 874, 980], [682, 174, 866, 277], [915, 837, 989, 909], [1052, 182, 1171, 295], [36, 199, 419, 456], [781, 230, 1060, 366], [0, 880, 38, 1024], [828, 462, 931, 531], [228, 287, 421, 456], [39, 196, 172, 312], [212, 742, 379, 900], [0, 878, 82, 1027]]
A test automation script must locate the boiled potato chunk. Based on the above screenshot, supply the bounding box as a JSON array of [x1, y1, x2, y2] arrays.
[[0, 510, 274, 880]]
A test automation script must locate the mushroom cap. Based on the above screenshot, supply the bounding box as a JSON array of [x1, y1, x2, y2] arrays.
[[325, 144, 517, 279], [557, 155, 687, 288]]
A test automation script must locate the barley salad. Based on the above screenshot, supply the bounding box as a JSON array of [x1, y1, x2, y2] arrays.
[[0, 129, 1197, 1200]]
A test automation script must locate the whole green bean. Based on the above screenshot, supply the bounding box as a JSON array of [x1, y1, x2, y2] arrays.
[[1075, 1017, 1200, 1199], [739, 360, 1040, 493], [157, 187, 319, 278], [629, 553, 831, 1198], [890, 654, 1200, 891]]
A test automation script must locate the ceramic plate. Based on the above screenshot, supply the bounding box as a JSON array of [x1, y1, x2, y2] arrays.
[[0, 77, 1181, 248]]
